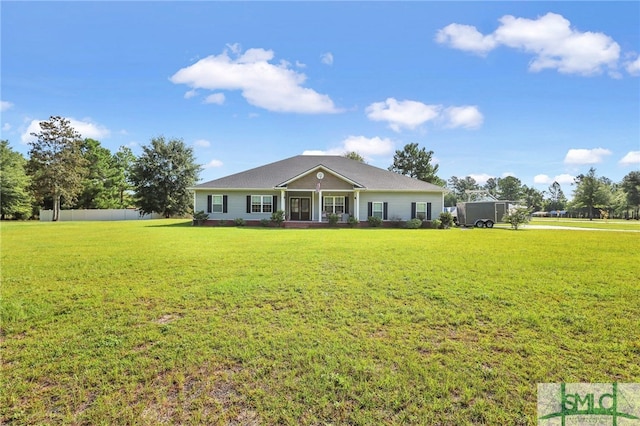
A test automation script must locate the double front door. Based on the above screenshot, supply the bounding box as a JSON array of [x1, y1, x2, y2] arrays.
[[290, 197, 311, 221]]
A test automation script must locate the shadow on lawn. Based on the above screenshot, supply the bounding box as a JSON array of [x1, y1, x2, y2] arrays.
[[144, 220, 194, 228], [145, 220, 283, 230]]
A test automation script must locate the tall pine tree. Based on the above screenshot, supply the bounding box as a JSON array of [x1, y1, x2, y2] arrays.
[[26, 116, 88, 221]]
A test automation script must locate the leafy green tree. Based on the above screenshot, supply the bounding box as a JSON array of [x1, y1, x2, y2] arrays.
[[0, 140, 34, 219], [572, 168, 611, 220], [75, 139, 117, 209], [26, 116, 88, 221], [343, 151, 365, 162], [131, 136, 201, 217], [609, 186, 629, 219], [621, 171, 640, 219], [447, 176, 479, 203], [521, 185, 544, 212], [502, 206, 531, 230], [443, 192, 457, 207], [389, 143, 443, 185], [544, 181, 568, 212], [112, 146, 136, 208], [496, 176, 523, 201], [483, 178, 498, 197]]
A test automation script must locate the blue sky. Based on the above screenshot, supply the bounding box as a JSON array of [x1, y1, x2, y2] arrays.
[[2, 2, 639, 194]]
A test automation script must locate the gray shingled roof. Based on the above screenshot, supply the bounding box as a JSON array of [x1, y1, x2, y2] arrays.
[[193, 155, 446, 192]]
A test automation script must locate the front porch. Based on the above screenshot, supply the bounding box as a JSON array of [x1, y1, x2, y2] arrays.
[[279, 189, 359, 223]]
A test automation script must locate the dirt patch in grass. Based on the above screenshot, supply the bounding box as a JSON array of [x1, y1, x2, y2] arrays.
[[138, 363, 259, 425], [154, 313, 183, 325]]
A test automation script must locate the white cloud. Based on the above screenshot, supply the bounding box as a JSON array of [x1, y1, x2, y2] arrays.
[[435, 23, 497, 55], [204, 93, 225, 105], [534, 174, 552, 184], [443, 106, 484, 129], [619, 151, 640, 166], [204, 159, 223, 168], [303, 135, 395, 159], [366, 98, 483, 132], [302, 148, 344, 156], [534, 173, 575, 185], [437, 12, 621, 76], [343, 135, 394, 157], [366, 98, 441, 132], [1, 101, 14, 112], [320, 52, 334, 66], [625, 55, 640, 76], [170, 46, 340, 114], [184, 89, 198, 99], [21, 117, 110, 144], [554, 174, 576, 185], [193, 139, 211, 148], [468, 173, 494, 185], [2, 123, 11, 132], [564, 148, 612, 165]]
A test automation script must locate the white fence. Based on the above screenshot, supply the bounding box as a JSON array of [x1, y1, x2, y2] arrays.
[[39, 209, 163, 222]]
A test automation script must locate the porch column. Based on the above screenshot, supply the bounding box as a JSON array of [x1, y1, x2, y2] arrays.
[[354, 190, 360, 221], [280, 189, 285, 213], [318, 190, 322, 222]]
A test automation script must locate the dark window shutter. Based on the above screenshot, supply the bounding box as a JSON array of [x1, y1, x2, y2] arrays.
[[207, 195, 212, 213], [246, 195, 251, 214], [273, 195, 278, 210], [383, 202, 388, 220], [411, 202, 416, 219], [367, 202, 372, 217], [345, 197, 349, 214], [427, 202, 432, 220], [223, 195, 228, 213]]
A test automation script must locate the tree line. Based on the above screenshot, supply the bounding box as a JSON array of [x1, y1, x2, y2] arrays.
[[387, 143, 640, 220], [2, 119, 639, 221], [442, 168, 640, 220], [1, 116, 201, 221]]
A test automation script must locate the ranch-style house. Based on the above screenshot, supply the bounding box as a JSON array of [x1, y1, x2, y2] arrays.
[[191, 155, 447, 226]]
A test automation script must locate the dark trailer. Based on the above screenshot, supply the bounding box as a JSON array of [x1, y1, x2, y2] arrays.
[[455, 201, 510, 228]]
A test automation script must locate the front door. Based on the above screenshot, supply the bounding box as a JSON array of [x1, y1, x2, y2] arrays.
[[300, 198, 310, 220], [290, 197, 311, 221]]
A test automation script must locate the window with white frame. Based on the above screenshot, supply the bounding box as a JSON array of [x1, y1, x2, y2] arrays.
[[415, 202, 427, 220], [372, 201, 384, 219], [324, 196, 345, 214], [211, 195, 224, 213], [251, 195, 273, 213]]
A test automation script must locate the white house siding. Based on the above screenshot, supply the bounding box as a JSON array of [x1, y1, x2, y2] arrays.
[[195, 190, 443, 222], [195, 190, 282, 221], [357, 191, 443, 222]]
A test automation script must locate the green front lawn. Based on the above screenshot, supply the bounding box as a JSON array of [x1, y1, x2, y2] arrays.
[[530, 217, 640, 230], [1, 221, 638, 424]]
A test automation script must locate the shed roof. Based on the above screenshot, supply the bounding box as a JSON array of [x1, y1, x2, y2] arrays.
[[193, 155, 446, 192]]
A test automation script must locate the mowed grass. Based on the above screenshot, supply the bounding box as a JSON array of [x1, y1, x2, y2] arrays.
[[531, 217, 640, 230], [1, 220, 639, 425]]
